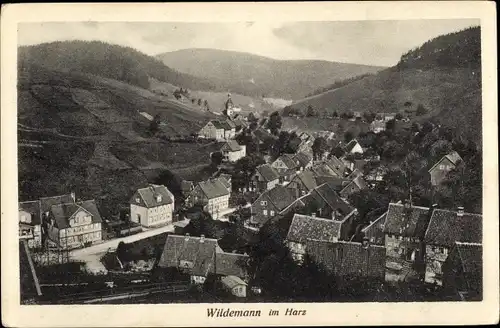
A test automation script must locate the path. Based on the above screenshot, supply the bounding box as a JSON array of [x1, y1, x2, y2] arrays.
[[70, 223, 174, 274]]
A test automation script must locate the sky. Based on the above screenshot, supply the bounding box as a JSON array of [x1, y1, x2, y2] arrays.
[[18, 19, 479, 66]]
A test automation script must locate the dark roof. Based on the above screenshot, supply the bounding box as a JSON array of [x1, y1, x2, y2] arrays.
[[276, 154, 299, 170], [429, 150, 463, 172], [325, 157, 348, 176], [344, 139, 361, 153], [218, 176, 232, 190], [286, 214, 342, 243], [157, 235, 220, 277], [199, 178, 230, 199], [353, 160, 369, 172], [455, 242, 482, 274], [294, 170, 318, 191], [50, 201, 101, 229], [305, 240, 386, 278], [135, 184, 174, 208], [265, 185, 298, 211], [215, 252, 249, 278], [347, 168, 364, 180], [19, 200, 42, 225], [293, 152, 313, 167], [340, 176, 368, 194], [314, 175, 350, 192], [424, 209, 482, 247], [311, 183, 355, 217], [211, 119, 234, 130], [383, 203, 430, 237], [312, 163, 342, 178], [40, 194, 74, 213], [255, 164, 280, 182], [221, 140, 242, 152]]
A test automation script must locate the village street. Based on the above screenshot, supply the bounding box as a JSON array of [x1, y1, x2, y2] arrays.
[[70, 223, 175, 274]]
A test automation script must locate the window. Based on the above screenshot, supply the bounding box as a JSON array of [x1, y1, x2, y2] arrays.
[[136, 197, 140, 203], [137, 214, 141, 222], [263, 210, 268, 216], [270, 210, 275, 216], [261, 201, 267, 206], [156, 195, 162, 202], [439, 164, 445, 170]]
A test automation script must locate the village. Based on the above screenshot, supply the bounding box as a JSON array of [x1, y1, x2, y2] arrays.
[[19, 93, 482, 304]]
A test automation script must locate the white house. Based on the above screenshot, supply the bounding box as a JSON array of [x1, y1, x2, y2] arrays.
[[19, 200, 42, 249], [186, 178, 231, 219], [198, 120, 236, 141], [220, 140, 246, 162], [130, 184, 175, 228], [344, 139, 364, 154], [221, 275, 247, 298]]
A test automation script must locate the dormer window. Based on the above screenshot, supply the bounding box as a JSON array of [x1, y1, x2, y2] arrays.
[[136, 197, 140, 203], [156, 195, 162, 203]]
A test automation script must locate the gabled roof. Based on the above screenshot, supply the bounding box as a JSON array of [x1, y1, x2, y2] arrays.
[[286, 214, 342, 244], [265, 185, 298, 212], [383, 203, 430, 237], [455, 242, 482, 274], [424, 209, 482, 247], [211, 120, 234, 130], [274, 154, 299, 170], [135, 184, 174, 208], [293, 152, 313, 167], [216, 252, 249, 278], [50, 202, 93, 229], [314, 175, 350, 192], [199, 178, 230, 200], [325, 156, 348, 175], [311, 183, 356, 218], [428, 150, 463, 172], [157, 235, 221, 277], [305, 239, 386, 277], [40, 194, 74, 213], [344, 139, 361, 153], [218, 176, 232, 191], [255, 164, 280, 182], [19, 200, 42, 225], [293, 170, 318, 192], [340, 176, 368, 194], [221, 140, 242, 152]]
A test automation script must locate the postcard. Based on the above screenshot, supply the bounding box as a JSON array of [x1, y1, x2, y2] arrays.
[[1, 2, 498, 326]]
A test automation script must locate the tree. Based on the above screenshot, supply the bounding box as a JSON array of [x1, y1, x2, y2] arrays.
[[266, 111, 282, 135], [173, 89, 182, 100], [395, 113, 403, 120], [198, 98, 202, 106], [344, 130, 354, 143], [332, 111, 339, 118], [416, 104, 428, 116], [210, 151, 224, 167], [191, 98, 195, 104], [331, 145, 345, 158], [306, 105, 316, 117], [149, 114, 162, 135], [204, 99, 209, 107], [247, 112, 258, 123], [385, 119, 396, 131], [312, 137, 328, 161], [363, 112, 376, 123], [272, 131, 291, 158]]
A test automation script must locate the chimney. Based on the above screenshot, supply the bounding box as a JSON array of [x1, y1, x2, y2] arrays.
[[457, 206, 464, 217], [200, 234, 205, 243], [185, 233, 190, 241], [70, 191, 76, 202]]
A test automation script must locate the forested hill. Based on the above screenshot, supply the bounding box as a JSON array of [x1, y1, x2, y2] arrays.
[[286, 26, 482, 145], [397, 26, 481, 70], [18, 40, 218, 91]]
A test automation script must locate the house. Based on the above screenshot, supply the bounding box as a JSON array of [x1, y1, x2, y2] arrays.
[[246, 185, 297, 231], [423, 207, 482, 285], [130, 184, 175, 227], [428, 151, 463, 186], [383, 202, 431, 280], [19, 200, 42, 248], [339, 175, 368, 199], [442, 242, 482, 301], [286, 213, 345, 262], [313, 175, 351, 193], [370, 120, 386, 133], [221, 275, 247, 298], [198, 120, 236, 141], [271, 154, 300, 183], [307, 183, 358, 223], [186, 178, 231, 219], [344, 139, 363, 154], [250, 164, 280, 192], [286, 170, 318, 198], [325, 157, 349, 177], [379, 112, 396, 122], [361, 212, 387, 246], [293, 152, 313, 171], [305, 239, 386, 285], [220, 140, 246, 162], [157, 234, 221, 284], [45, 198, 103, 250], [157, 234, 249, 285]]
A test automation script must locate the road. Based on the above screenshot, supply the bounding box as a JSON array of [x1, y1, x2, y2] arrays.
[[70, 223, 174, 274]]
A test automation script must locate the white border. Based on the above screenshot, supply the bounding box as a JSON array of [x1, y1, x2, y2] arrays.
[[1, 2, 498, 326]]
